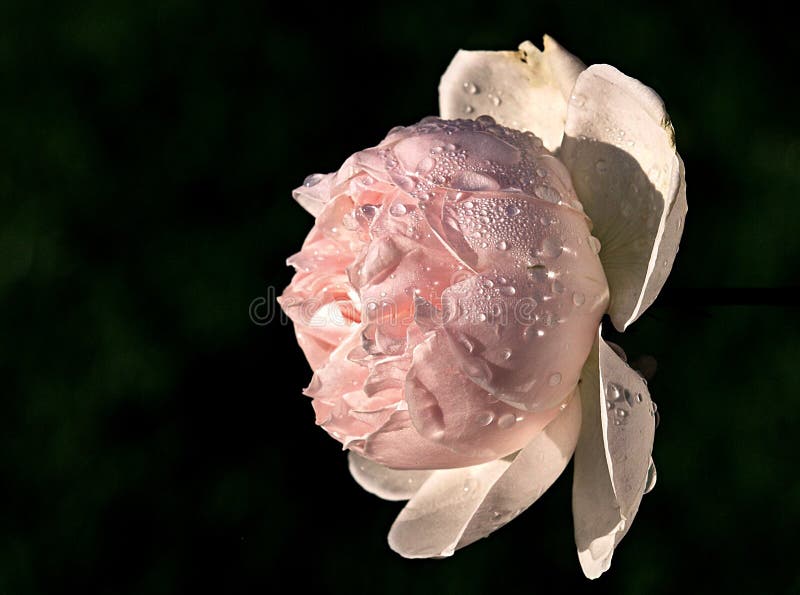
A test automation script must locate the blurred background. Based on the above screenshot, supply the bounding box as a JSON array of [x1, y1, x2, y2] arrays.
[[2, 1, 799, 593]]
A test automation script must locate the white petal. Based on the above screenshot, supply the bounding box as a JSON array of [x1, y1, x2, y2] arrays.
[[348, 453, 434, 501], [572, 327, 656, 579], [559, 65, 686, 330], [439, 35, 585, 151], [388, 394, 581, 558]]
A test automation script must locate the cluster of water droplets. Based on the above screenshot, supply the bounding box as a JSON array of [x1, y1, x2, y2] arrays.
[[378, 115, 584, 213], [605, 381, 644, 426], [458, 80, 504, 116]]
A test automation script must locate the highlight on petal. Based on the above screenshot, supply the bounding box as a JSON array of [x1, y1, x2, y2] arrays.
[[439, 35, 586, 151], [572, 327, 656, 579], [388, 394, 581, 558], [559, 65, 687, 330], [348, 452, 433, 501]]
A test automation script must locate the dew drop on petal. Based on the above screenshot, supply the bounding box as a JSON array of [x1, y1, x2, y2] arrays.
[[548, 372, 562, 386], [303, 173, 324, 187], [497, 413, 516, 429], [534, 185, 562, 204], [476, 411, 494, 427], [644, 459, 658, 494], [389, 203, 408, 217]]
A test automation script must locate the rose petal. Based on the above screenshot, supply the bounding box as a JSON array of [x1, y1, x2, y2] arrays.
[[572, 327, 656, 579], [439, 35, 586, 151], [457, 393, 581, 547], [559, 65, 687, 330], [348, 452, 434, 501], [356, 409, 492, 470], [434, 194, 608, 411], [388, 394, 580, 558], [405, 331, 563, 459]]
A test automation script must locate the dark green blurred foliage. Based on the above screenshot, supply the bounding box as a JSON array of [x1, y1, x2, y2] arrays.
[[1, 1, 799, 593]]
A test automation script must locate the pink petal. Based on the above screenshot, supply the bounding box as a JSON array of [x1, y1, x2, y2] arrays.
[[404, 331, 563, 458]]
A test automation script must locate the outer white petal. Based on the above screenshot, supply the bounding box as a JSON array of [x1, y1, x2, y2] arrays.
[[348, 453, 434, 502], [572, 327, 656, 579], [559, 65, 687, 330], [388, 394, 581, 558], [439, 35, 586, 151]]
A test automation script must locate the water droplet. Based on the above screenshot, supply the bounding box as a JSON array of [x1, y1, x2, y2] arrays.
[[463, 477, 479, 493], [500, 348, 512, 360], [362, 175, 374, 186], [534, 185, 561, 204], [623, 388, 634, 407], [572, 292, 586, 306], [476, 115, 495, 126], [361, 204, 378, 220], [450, 170, 501, 191], [636, 392, 643, 403], [497, 413, 516, 429], [303, 173, 324, 187], [606, 401, 615, 410], [644, 459, 657, 494], [535, 167, 548, 177], [607, 382, 621, 401], [505, 204, 520, 217], [570, 93, 586, 107], [476, 411, 494, 426], [500, 286, 516, 296], [527, 264, 548, 282], [495, 240, 508, 251], [463, 81, 479, 94], [497, 276, 507, 285], [478, 313, 487, 322], [465, 105, 474, 114], [417, 156, 435, 173], [389, 203, 408, 217], [617, 408, 627, 418], [652, 401, 660, 428], [541, 238, 563, 258], [587, 236, 602, 254], [490, 94, 502, 106], [548, 372, 562, 386], [595, 160, 608, 174], [456, 333, 475, 354]]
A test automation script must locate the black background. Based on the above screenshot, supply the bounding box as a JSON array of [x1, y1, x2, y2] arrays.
[[2, 1, 799, 593]]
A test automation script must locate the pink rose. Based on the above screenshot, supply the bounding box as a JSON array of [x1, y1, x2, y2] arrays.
[[279, 35, 685, 578]]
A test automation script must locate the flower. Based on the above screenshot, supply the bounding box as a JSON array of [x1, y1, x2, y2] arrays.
[[279, 35, 685, 578]]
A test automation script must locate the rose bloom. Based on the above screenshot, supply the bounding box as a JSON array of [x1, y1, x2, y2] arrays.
[[278, 36, 685, 578]]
